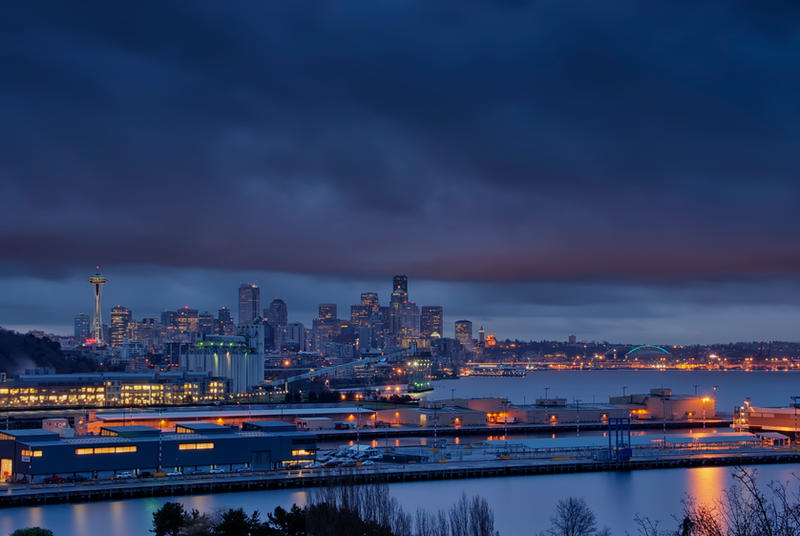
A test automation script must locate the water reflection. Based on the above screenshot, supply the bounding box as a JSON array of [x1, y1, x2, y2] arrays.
[[686, 467, 726, 510]]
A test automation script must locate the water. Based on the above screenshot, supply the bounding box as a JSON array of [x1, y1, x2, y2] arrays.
[[4, 465, 800, 536], [5, 370, 800, 535], [426, 369, 800, 411]]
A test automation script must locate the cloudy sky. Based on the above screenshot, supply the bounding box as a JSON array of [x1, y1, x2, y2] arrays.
[[2, 2, 800, 344]]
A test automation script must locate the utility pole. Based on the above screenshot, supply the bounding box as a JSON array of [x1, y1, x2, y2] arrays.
[[792, 396, 800, 444], [575, 399, 581, 437]]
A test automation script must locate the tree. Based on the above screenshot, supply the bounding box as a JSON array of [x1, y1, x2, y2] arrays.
[[214, 508, 253, 536], [546, 498, 599, 536], [11, 529, 53, 536], [152, 502, 187, 536]]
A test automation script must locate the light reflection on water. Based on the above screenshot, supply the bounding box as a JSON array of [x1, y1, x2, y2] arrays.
[[3, 465, 800, 536]]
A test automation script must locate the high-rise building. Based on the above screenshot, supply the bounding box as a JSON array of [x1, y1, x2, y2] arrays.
[[110, 305, 132, 348], [175, 306, 199, 333], [397, 301, 420, 348], [350, 304, 371, 328], [361, 292, 379, 313], [319, 304, 337, 320], [266, 299, 288, 329], [198, 312, 215, 335], [238, 283, 260, 325], [74, 313, 90, 342], [160, 310, 177, 330], [88, 267, 107, 343], [455, 320, 473, 351], [130, 318, 162, 350], [420, 306, 443, 339], [393, 275, 408, 295], [478, 326, 485, 346], [216, 307, 235, 335], [281, 322, 306, 351]]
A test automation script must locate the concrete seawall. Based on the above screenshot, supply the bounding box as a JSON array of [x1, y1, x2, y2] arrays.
[[2, 449, 798, 508]]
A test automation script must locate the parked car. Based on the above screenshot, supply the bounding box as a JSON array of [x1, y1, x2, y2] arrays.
[[164, 470, 183, 477], [137, 471, 152, 479], [44, 475, 66, 484], [209, 467, 226, 474], [113, 471, 134, 479]]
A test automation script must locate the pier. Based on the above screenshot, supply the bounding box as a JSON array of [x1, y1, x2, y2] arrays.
[[2, 449, 798, 508]]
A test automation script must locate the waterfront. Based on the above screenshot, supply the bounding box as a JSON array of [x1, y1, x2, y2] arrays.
[[428, 369, 800, 411], [6, 369, 800, 535], [3, 463, 800, 536]]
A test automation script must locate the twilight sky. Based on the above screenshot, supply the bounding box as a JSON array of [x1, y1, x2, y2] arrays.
[[2, 2, 800, 344]]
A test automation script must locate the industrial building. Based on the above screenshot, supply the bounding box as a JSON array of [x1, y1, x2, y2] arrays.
[[178, 335, 263, 394], [0, 422, 316, 483], [0, 371, 227, 408], [505, 400, 628, 424], [736, 403, 800, 438], [610, 388, 716, 420], [375, 406, 486, 427], [78, 406, 376, 435]]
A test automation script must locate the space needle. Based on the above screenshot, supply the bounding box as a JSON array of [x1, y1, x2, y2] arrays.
[[88, 266, 107, 344]]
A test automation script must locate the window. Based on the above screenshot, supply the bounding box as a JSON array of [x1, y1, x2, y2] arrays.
[[291, 449, 313, 456], [21, 449, 42, 457], [74, 446, 138, 455], [178, 442, 214, 450]]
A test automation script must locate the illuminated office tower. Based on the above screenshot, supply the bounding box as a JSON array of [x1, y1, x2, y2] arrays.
[[350, 304, 371, 327], [420, 306, 443, 339], [74, 313, 90, 342], [238, 283, 260, 325], [361, 292, 379, 313], [455, 320, 473, 351], [319, 303, 337, 321], [110, 305, 132, 348], [176, 306, 199, 333], [88, 267, 107, 343]]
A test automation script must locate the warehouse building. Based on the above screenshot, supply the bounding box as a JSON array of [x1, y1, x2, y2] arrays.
[[610, 388, 716, 420], [0, 422, 316, 483], [78, 406, 375, 434]]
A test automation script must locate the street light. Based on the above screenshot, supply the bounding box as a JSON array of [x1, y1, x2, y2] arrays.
[[701, 397, 710, 429]]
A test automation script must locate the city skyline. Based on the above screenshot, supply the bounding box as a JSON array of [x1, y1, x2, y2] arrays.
[[3, 4, 800, 344], [3, 268, 800, 345]]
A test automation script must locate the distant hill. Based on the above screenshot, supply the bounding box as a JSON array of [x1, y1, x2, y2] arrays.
[[0, 328, 95, 374]]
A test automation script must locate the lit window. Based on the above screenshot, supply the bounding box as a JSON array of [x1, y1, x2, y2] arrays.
[[178, 442, 214, 450], [291, 449, 313, 456]]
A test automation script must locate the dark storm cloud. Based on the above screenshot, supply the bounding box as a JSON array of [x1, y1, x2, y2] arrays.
[[1, 1, 800, 282], [3, 2, 800, 343]]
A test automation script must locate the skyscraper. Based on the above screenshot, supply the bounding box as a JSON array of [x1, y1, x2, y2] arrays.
[[110, 305, 132, 348], [238, 283, 260, 325], [319, 303, 337, 320], [216, 307, 235, 335], [350, 304, 371, 328], [455, 320, 473, 351], [74, 313, 90, 342], [198, 312, 215, 335], [160, 310, 177, 330], [393, 275, 408, 295], [266, 298, 288, 329], [175, 306, 199, 333], [361, 292, 379, 313], [88, 267, 107, 343], [420, 306, 443, 339]]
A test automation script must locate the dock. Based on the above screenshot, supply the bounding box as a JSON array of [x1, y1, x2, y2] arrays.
[[2, 448, 798, 508]]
